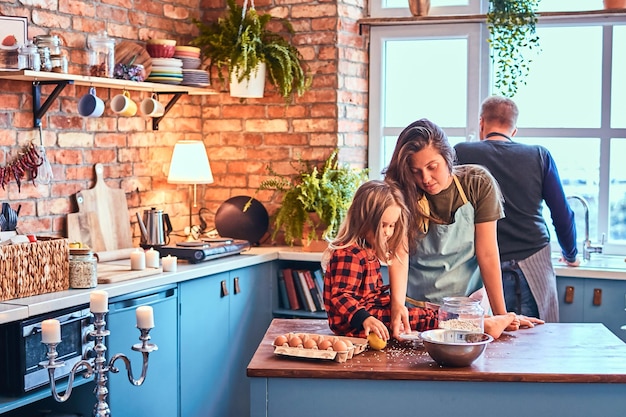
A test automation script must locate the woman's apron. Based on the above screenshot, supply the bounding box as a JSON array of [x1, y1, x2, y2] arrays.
[[407, 176, 483, 305]]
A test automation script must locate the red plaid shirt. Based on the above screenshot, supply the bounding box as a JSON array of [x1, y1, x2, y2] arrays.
[[323, 243, 438, 337]]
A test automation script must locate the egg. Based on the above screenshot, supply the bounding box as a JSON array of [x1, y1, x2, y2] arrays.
[[318, 340, 333, 350], [332, 340, 348, 352], [343, 339, 354, 348], [303, 338, 318, 349], [288, 336, 303, 348], [274, 335, 288, 346]]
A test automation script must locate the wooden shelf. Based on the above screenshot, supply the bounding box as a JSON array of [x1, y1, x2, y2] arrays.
[[0, 70, 218, 129]]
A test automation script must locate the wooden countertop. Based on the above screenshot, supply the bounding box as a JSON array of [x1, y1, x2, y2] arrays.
[[247, 319, 626, 383]]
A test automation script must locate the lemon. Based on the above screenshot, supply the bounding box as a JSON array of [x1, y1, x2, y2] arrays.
[[69, 242, 83, 249], [367, 332, 387, 351]]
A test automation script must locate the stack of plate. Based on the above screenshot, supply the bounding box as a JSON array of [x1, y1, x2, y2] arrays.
[[181, 69, 210, 87], [146, 57, 183, 85], [173, 46, 202, 70]]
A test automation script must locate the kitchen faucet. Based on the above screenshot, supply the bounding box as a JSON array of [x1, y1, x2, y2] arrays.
[[567, 195, 604, 261]]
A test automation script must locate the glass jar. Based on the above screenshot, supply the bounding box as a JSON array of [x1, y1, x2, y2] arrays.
[[88, 31, 115, 78], [438, 296, 484, 333], [69, 249, 97, 289], [18, 41, 41, 71], [34, 35, 66, 73]]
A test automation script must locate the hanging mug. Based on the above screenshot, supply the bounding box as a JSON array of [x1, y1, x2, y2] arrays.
[[110, 90, 137, 117], [140, 93, 165, 117], [78, 87, 105, 118]]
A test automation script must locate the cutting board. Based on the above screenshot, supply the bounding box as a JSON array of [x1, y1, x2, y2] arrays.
[[97, 263, 162, 284], [76, 163, 134, 252], [115, 40, 152, 80], [67, 211, 106, 251]]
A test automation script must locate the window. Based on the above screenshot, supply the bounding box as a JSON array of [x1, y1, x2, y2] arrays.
[[368, 1, 626, 255]]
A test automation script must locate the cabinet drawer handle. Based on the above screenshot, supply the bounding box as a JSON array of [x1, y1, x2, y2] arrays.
[[234, 277, 241, 294], [221, 280, 229, 297], [593, 288, 602, 306], [564, 286, 575, 304]]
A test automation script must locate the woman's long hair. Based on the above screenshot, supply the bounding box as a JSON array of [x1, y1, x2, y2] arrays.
[[382, 118, 455, 252]]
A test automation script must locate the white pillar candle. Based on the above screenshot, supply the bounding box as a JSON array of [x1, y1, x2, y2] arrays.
[[136, 305, 155, 329], [130, 248, 146, 270], [145, 247, 160, 268], [90, 290, 109, 313], [161, 255, 177, 272], [41, 319, 61, 344]]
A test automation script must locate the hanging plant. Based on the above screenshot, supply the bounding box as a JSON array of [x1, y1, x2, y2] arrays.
[[487, 0, 541, 97]]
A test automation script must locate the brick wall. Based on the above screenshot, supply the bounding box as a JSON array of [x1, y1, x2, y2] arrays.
[[0, 0, 368, 245]]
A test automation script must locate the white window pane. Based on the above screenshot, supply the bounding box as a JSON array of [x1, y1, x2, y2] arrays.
[[516, 137, 600, 247], [537, 0, 604, 12], [612, 26, 626, 129], [610, 139, 626, 241], [384, 39, 467, 127], [384, 0, 468, 8], [512, 26, 603, 128]]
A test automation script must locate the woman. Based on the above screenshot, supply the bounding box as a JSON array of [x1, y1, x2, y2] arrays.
[[384, 118, 540, 338]]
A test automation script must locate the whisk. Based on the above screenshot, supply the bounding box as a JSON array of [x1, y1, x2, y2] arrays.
[[36, 125, 53, 185]]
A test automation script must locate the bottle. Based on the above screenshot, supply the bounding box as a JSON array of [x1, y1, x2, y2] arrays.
[[438, 296, 484, 333], [88, 31, 115, 78], [18, 41, 41, 71], [69, 249, 98, 289]]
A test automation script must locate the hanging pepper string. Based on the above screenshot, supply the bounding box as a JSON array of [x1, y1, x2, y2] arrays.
[[0, 143, 43, 191]]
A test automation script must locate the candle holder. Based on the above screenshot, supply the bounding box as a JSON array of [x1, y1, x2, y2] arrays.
[[40, 310, 158, 417]]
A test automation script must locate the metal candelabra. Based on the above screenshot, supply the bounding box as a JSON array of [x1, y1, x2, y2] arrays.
[[40, 310, 158, 417]]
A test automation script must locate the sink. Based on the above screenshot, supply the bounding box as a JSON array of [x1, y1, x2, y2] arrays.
[[553, 254, 626, 271]]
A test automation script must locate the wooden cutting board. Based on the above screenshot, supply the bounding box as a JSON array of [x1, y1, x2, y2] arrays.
[[67, 211, 106, 251], [76, 163, 134, 252], [97, 263, 162, 284], [115, 40, 152, 80]]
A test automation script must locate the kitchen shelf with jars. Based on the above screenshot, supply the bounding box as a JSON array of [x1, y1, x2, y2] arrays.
[[0, 69, 218, 130]]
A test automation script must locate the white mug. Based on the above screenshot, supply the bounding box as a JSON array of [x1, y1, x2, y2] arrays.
[[140, 94, 165, 117], [78, 87, 105, 118], [110, 90, 137, 117]]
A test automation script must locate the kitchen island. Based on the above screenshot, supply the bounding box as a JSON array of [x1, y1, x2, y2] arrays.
[[248, 319, 626, 417]]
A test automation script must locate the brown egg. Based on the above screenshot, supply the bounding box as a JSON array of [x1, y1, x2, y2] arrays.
[[288, 336, 303, 348], [303, 338, 318, 349], [274, 335, 288, 346], [332, 340, 348, 352], [318, 340, 333, 350], [343, 339, 354, 348]]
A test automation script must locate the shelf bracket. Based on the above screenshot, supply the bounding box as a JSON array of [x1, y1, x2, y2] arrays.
[[32, 80, 74, 127], [152, 92, 185, 130]]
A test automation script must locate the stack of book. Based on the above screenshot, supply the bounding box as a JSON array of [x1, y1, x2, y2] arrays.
[[278, 268, 325, 313]]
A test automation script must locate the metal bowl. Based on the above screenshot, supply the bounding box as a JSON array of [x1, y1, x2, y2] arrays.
[[420, 329, 493, 367]]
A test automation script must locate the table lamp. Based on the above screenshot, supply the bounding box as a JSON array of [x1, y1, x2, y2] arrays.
[[167, 140, 214, 240]]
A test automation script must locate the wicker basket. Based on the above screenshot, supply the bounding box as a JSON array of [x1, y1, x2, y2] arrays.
[[0, 238, 69, 301]]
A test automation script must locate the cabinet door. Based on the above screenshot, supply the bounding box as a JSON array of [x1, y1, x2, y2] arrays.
[[582, 278, 626, 342], [227, 263, 273, 417], [557, 276, 584, 323], [107, 286, 179, 417], [179, 272, 230, 417]]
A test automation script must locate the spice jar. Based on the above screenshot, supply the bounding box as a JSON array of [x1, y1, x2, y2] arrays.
[[88, 31, 115, 78], [34, 35, 67, 73], [18, 41, 41, 71], [69, 248, 97, 289], [438, 296, 484, 333]]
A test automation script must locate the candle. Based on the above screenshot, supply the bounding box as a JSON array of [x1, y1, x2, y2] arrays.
[[136, 305, 155, 329], [130, 248, 146, 270], [162, 255, 177, 272], [90, 290, 109, 313], [41, 319, 61, 344], [145, 247, 160, 268]]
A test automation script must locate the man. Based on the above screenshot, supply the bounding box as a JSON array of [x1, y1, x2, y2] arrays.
[[454, 95, 579, 322]]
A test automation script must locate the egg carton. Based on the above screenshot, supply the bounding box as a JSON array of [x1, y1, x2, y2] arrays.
[[272, 333, 367, 363]]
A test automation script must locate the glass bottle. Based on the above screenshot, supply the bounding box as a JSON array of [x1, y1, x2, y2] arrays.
[[88, 31, 115, 78], [438, 296, 484, 333], [69, 249, 98, 289]]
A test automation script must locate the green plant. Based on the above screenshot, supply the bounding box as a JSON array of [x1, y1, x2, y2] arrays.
[[487, 0, 541, 97], [190, 0, 310, 102], [248, 150, 368, 246]]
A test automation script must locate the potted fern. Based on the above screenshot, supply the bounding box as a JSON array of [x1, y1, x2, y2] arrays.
[[249, 150, 368, 248], [487, 0, 541, 97], [191, 0, 310, 102]]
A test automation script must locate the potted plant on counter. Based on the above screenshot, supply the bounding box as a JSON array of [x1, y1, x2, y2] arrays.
[[248, 150, 368, 248], [191, 0, 310, 102]]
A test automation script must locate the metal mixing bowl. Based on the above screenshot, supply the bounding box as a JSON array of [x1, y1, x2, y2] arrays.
[[420, 329, 494, 367]]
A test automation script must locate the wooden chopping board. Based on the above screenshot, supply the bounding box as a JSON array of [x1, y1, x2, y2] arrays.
[[97, 263, 162, 284], [76, 163, 133, 252], [115, 40, 152, 80], [67, 211, 106, 251]]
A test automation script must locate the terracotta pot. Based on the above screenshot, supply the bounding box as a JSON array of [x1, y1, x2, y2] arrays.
[[604, 0, 626, 8], [409, 0, 431, 16]]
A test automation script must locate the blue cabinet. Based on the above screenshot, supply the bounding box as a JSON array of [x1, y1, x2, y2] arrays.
[[179, 262, 273, 417], [557, 276, 626, 342]]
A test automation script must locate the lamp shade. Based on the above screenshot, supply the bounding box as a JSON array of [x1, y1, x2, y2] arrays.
[[167, 140, 214, 184]]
